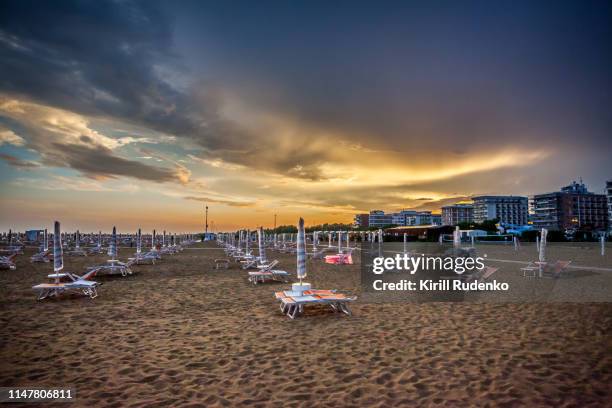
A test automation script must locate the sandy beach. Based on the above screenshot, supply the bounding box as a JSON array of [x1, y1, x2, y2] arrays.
[[1, 242, 611, 407]]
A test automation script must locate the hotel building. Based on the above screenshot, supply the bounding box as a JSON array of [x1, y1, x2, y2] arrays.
[[532, 181, 608, 231], [368, 210, 393, 228], [472, 195, 528, 225], [441, 204, 474, 225]]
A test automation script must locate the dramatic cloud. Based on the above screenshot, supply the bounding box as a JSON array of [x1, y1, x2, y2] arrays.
[[0, 1, 611, 230], [0, 128, 25, 146], [0, 97, 189, 183], [0, 153, 40, 169]]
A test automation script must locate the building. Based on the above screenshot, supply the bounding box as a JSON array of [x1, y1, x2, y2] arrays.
[[441, 204, 473, 225], [430, 214, 442, 226], [532, 180, 608, 231], [368, 210, 393, 228], [353, 213, 369, 228], [607, 179, 612, 233], [472, 195, 528, 225], [389, 210, 435, 226]]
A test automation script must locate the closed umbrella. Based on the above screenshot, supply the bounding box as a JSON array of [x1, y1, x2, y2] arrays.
[[137, 228, 142, 254], [53, 221, 63, 284], [297, 218, 307, 284], [258, 227, 267, 263], [108, 226, 117, 259]]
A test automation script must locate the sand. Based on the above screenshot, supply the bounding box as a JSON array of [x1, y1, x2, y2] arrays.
[[0, 242, 611, 407]]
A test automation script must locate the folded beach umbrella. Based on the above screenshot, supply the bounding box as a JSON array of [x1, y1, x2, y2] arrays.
[[97, 231, 102, 249], [7, 229, 11, 247], [53, 221, 63, 283], [403, 233, 407, 254], [43, 228, 48, 252], [246, 229, 250, 254], [137, 228, 142, 254], [539, 228, 547, 263], [258, 227, 267, 263], [453, 226, 461, 248], [75, 230, 81, 249], [297, 217, 307, 283], [163, 230, 166, 247], [328, 231, 332, 248], [152, 229, 157, 251], [108, 226, 117, 259]]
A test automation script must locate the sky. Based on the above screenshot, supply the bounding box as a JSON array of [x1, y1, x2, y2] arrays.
[[1, 0, 611, 232]]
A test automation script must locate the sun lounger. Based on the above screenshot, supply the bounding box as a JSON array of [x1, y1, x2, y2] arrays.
[[324, 253, 353, 265], [248, 269, 290, 284], [274, 289, 356, 319], [215, 259, 230, 269], [521, 260, 571, 278], [33, 279, 99, 300], [0, 253, 18, 270]]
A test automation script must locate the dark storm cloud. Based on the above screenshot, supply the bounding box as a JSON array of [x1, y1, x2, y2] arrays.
[[46, 143, 180, 182], [1, 0, 611, 185]]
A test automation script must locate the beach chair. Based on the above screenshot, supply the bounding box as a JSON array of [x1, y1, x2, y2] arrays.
[[248, 268, 290, 284], [0, 253, 17, 270], [542, 260, 572, 278], [521, 260, 571, 278], [324, 252, 353, 265], [32, 221, 101, 300], [215, 259, 230, 269], [274, 289, 356, 319], [33, 279, 99, 300], [86, 227, 132, 277], [31, 249, 51, 263]]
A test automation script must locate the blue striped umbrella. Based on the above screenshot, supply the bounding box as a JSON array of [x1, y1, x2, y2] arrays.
[[137, 228, 142, 254], [258, 227, 266, 263], [53, 221, 63, 277], [297, 218, 306, 282], [108, 226, 117, 258], [246, 229, 250, 254]]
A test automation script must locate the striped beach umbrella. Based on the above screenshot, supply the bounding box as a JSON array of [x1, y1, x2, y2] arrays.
[[539, 228, 547, 263], [453, 226, 461, 248], [245, 229, 250, 254], [297, 217, 307, 283], [257, 227, 266, 263], [137, 228, 142, 254], [53, 221, 63, 281], [108, 226, 117, 259]]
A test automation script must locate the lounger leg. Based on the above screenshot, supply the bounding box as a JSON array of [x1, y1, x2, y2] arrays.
[[339, 302, 352, 316]]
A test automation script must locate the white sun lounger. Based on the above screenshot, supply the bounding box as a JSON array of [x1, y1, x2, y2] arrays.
[[33, 280, 99, 300], [274, 290, 356, 319], [248, 269, 290, 284]]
